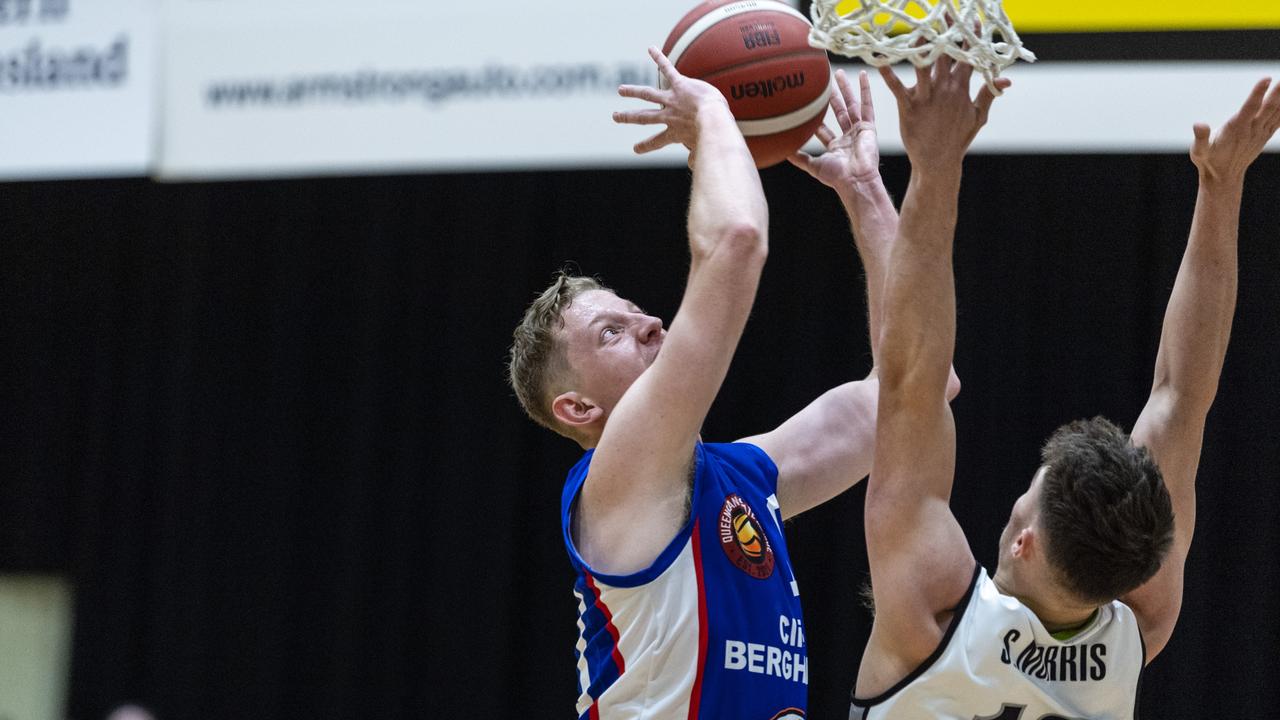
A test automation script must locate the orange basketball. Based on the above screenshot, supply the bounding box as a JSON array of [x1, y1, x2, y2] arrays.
[[662, 0, 831, 168]]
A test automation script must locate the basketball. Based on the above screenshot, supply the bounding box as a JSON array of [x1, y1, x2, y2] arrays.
[[662, 0, 832, 168]]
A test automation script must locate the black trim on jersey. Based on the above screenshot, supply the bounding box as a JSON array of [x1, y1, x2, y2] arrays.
[[1134, 621, 1148, 719], [849, 563, 983, 715]]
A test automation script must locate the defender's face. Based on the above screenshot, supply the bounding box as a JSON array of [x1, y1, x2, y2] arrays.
[[559, 289, 666, 413]]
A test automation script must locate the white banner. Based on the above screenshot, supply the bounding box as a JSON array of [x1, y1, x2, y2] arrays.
[[157, 1, 1278, 179], [864, 61, 1280, 155], [158, 0, 708, 179], [0, 0, 156, 180]]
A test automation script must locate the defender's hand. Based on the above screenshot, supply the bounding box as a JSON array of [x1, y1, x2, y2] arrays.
[[790, 69, 883, 189], [878, 55, 1010, 172], [1191, 77, 1280, 183], [612, 47, 733, 155]]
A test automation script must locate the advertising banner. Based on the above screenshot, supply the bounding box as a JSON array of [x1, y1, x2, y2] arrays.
[[157, 1, 1279, 179], [158, 0, 707, 179], [880, 61, 1280, 155], [0, 0, 155, 180]]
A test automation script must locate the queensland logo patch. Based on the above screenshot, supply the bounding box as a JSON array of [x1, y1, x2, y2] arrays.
[[718, 493, 774, 579]]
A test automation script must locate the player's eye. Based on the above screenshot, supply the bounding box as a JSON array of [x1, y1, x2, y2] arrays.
[[601, 326, 620, 341]]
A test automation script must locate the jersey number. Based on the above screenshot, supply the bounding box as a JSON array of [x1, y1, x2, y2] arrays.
[[974, 704, 1075, 720]]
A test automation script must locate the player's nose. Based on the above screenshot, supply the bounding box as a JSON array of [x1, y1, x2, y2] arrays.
[[636, 314, 663, 343]]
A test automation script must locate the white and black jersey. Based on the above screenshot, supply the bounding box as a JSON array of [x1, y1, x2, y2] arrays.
[[851, 565, 1146, 720]]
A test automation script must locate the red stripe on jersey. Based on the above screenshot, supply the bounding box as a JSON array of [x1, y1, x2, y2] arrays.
[[583, 571, 627, 677], [687, 519, 709, 720]]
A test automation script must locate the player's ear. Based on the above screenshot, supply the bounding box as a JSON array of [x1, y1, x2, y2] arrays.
[[1011, 526, 1035, 560], [552, 391, 604, 431]]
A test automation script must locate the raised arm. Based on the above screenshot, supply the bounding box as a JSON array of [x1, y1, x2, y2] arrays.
[[1124, 77, 1280, 662], [575, 48, 769, 575], [791, 69, 900, 363], [750, 71, 961, 520], [742, 70, 893, 518], [857, 59, 1008, 695]]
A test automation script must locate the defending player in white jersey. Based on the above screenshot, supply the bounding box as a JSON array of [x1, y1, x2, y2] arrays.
[[850, 57, 1280, 719]]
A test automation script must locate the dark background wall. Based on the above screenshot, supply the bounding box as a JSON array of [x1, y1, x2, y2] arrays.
[[2, 153, 1278, 719]]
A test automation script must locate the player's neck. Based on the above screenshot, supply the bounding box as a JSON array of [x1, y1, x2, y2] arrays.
[[992, 568, 1098, 633]]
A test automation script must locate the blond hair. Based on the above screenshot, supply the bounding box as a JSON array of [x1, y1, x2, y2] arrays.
[[508, 272, 607, 435]]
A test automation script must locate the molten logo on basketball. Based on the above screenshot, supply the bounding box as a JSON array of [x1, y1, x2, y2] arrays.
[[719, 493, 775, 579], [730, 72, 805, 100]]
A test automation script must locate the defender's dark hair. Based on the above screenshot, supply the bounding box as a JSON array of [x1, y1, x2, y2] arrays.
[[1039, 416, 1175, 604]]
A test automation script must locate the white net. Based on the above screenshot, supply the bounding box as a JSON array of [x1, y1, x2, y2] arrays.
[[808, 0, 1036, 92]]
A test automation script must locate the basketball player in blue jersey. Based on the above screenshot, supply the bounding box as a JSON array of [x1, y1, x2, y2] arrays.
[[849, 57, 1280, 718], [507, 48, 949, 718]]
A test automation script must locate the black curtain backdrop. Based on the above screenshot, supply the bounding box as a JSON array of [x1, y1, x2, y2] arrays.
[[2, 155, 1278, 719]]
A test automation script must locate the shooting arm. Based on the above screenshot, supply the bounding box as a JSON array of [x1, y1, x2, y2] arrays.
[[580, 49, 767, 575]]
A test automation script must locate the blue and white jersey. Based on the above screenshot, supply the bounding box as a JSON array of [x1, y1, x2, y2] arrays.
[[561, 442, 808, 720]]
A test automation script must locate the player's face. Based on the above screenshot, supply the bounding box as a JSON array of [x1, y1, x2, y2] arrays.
[[560, 289, 666, 413]]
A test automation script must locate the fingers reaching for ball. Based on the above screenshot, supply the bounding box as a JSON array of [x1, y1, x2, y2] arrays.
[[613, 108, 666, 126], [612, 46, 736, 156], [617, 84, 667, 105], [859, 70, 875, 125], [829, 69, 875, 135], [830, 72, 854, 133], [787, 151, 818, 178], [1189, 77, 1280, 181], [634, 129, 676, 155], [648, 46, 682, 87]]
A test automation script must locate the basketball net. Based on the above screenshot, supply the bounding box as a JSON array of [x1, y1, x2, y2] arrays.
[[808, 0, 1036, 92]]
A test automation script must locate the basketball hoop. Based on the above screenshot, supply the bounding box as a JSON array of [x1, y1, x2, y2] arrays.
[[808, 0, 1036, 92]]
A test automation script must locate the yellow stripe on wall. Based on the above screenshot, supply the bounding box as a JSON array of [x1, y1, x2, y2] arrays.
[[1002, 0, 1280, 32], [831, 1, 1280, 33]]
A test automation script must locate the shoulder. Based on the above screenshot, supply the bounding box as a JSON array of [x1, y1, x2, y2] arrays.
[[701, 442, 779, 483], [1109, 597, 1154, 663], [560, 449, 596, 516], [566, 446, 697, 578], [856, 564, 984, 706]]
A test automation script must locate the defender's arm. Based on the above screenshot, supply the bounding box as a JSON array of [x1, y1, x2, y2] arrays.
[[858, 60, 1007, 693], [578, 48, 769, 575], [745, 71, 895, 518], [1124, 78, 1280, 662], [790, 70, 900, 363], [751, 71, 960, 520]]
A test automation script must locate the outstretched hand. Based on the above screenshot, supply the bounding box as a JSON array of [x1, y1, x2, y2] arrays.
[[1191, 77, 1280, 183], [612, 47, 732, 155], [790, 69, 883, 188], [878, 55, 1010, 172]]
